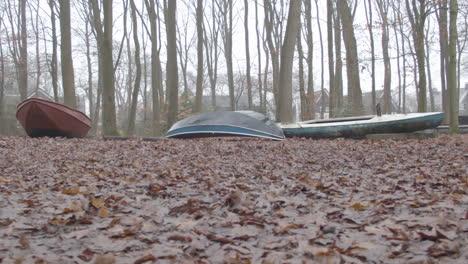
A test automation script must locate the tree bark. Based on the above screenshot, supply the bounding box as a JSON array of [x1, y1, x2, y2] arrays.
[[448, 0, 458, 133], [221, 0, 234, 110], [193, 0, 204, 113], [126, 0, 142, 136], [314, 0, 325, 119], [165, 0, 179, 128], [304, 0, 315, 120], [277, 0, 301, 122], [297, 29, 306, 121], [436, 1, 449, 122], [337, 0, 363, 116], [91, 0, 119, 136], [334, 6, 344, 115], [59, 0, 77, 108], [263, 0, 281, 119], [244, 0, 253, 110], [255, 0, 263, 110], [364, 0, 376, 114], [144, 0, 163, 135], [376, 0, 391, 114], [327, 0, 335, 118], [405, 0, 427, 112], [48, 0, 59, 102]]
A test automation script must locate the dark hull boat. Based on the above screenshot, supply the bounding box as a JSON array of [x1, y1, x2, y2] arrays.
[[166, 111, 285, 140], [16, 98, 92, 138], [280, 112, 444, 139]]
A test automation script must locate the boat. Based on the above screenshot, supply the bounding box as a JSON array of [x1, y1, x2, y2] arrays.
[[16, 97, 92, 138], [166, 111, 285, 140], [280, 112, 444, 139]]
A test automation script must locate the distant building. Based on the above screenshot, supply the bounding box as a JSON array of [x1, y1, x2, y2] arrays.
[[460, 83, 468, 115]]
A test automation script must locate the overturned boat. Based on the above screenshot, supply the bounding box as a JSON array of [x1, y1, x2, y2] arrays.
[[280, 112, 444, 139], [166, 111, 285, 140], [16, 97, 92, 138]]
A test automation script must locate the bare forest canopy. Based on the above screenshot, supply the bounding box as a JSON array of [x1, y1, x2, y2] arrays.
[[0, 0, 467, 137]]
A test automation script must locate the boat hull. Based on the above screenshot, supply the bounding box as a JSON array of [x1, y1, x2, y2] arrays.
[[166, 111, 285, 140], [281, 112, 444, 139], [16, 98, 92, 138]]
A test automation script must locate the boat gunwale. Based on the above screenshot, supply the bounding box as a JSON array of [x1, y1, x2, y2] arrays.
[[166, 124, 285, 140], [281, 112, 443, 129]]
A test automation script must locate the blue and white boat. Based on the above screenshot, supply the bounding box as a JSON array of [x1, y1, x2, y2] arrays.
[[280, 112, 444, 139], [166, 111, 285, 140]]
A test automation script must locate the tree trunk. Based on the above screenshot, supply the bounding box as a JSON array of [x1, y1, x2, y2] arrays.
[[405, 0, 427, 112], [59, 0, 77, 108], [126, 0, 142, 136], [20, 0, 28, 101], [448, 0, 458, 133], [327, 0, 335, 118], [424, 25, 435, 112], [165, 0, 179, 128], [391, 1, 402, 113], [437, 2, 449, 122], [376, 0, 391, 114], [304, 0, 315, 120], [91, 0, 118, 136], [193, 0, 204, 113], [48, 0, 59, 102], [334, 7, 343, 115], [263, 0, 281, 119], [0, 28, 4, 130], [277, 0, 301, 122], [337, 0, 363, 116], [85, 15, 94, 119], [244, 0, 253, 110], [314, 0, 325, 119], [223, 0, 234, 110], [144, 0, 162, 135], [298, 30, 306, 121], [255, 0, 263, 111], [364, 0, 376, 114]]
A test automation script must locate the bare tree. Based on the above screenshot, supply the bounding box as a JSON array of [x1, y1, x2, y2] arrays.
[[0, 17, 5, 128], [165, 0, 179, 128], [4, 0, 28, 101], [327, 0, 336, 118], [193, 0, 204, 113], [126, 0, 142, 136], [90, 0, 119, 136], [334, 4, 344, 115], [448, 0, 459, 133], [376, 0, 392, 114], [244, 0, 253, 109], [364, 0, 376, 114], [264, 0, 287, 119], [424, 21, 435, 112], [176, 9, 195, 95], [203, 0, 221, 110], [59, 0, 77, 108], [218, 0, 235, 110], [301, 0, 315, 120], [143, 0, 163, 135], [277, 0, 301, 122], [405, 0, 428, 112], [337, 0, 363, 116], [48, 0, 59, 102], [314, 0, 325, 118], [436, 1, 449, 120], [297, 26, 307, 121], [254, 0, 263, 110]]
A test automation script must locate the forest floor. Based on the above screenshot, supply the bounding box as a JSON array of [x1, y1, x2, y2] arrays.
[[0, 134, 467, 263]]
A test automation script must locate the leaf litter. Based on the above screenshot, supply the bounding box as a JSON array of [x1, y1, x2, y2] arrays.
[[0, 134, 467, 263]]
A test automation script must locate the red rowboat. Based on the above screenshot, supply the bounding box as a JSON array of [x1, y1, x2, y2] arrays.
[[16, 97, 92, 138]]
